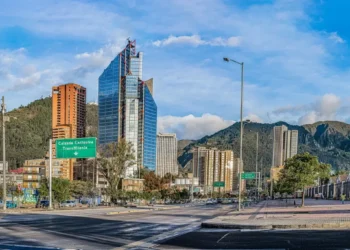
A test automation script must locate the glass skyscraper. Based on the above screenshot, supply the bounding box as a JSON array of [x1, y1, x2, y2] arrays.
[[98, 40, 157, 176]]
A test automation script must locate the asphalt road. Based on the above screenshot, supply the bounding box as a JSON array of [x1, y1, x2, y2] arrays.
[[0, 204, 232, 249], [157, 228, 350, 250]]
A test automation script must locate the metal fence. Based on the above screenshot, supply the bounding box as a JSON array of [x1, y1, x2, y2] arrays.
[[306, 181, 350, 199]]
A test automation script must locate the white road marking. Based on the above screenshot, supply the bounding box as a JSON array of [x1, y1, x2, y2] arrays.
[[114, 223, 201, 250], [216, 232, 230, 243]]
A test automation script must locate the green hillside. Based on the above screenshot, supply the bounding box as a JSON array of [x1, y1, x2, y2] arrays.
[[3, 97, 350, 174], [1, 98, 97, 169], [178, 121, 350, 175]]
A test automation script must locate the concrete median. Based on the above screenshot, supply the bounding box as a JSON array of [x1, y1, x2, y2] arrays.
[[202, 199, 350, 230]]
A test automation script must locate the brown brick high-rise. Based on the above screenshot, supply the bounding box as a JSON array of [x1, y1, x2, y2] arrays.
[[52, 83, 86, 180]]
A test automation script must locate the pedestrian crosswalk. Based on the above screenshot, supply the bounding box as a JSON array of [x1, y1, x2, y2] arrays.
[[0, 216, 183, 250], [0, 204, 226, 249]]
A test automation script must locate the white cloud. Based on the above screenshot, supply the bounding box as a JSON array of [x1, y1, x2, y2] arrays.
[[328, 32, 345, 44], [298, 94, 341, 124], [0, 48, 46, 91], [152, 35, 240, 47], [158, 114, 234, 139], [272, 94, 342, 125], [244, 114, 263, 123], [298, 111, 318, 125], [298, 93, 341, 124], [0, 0, 129, 41], [75, 39, 127, 68]]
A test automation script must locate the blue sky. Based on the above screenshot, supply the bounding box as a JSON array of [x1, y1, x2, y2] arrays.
[[1, 0, 350, 139]]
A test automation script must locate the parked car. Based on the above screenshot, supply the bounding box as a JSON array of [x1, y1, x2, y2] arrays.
[[217, 198, 223, 204], [37, 200, 49, 208], [206, 198, 218, 205], [206, 199, 214, 205], [60, 200, 77, 207], [98, 201, 110, 206], [222, 199, 231, 204]]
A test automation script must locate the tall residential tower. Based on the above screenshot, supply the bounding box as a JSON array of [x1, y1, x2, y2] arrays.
[[98, 40, 157, 177], [192, 147, 235, 194], [52, 83, 86, 180], [272, 125, 298, 167], [156, 133, 178, 177]]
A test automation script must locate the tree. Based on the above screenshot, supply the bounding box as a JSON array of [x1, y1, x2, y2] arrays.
[[38, 179, 49, 198], [179, 189, 189, 199], [97, 140, 136, 204], [162, 173, 176, 184], [39, 178, 71, 207], [70, 180, 87, 199], [134, 167, 151, 179], [277, 153, 331, 207], [318, 163, 332, 185], [160, 188, 171, 201], [0, 183, 11, 200], [52, 178, 71, 206], [144, 171, 162, 191], [125, 191, 139, 202]]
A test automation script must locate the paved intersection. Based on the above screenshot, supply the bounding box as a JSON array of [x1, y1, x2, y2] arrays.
[[0, 204, 233, 249]]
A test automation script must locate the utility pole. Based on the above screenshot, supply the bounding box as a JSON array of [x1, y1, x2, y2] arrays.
[[49, 139, 52, 209], [190, 162, 194, 202], [2, 97, 6, 211], [255, 132, 259, 201]]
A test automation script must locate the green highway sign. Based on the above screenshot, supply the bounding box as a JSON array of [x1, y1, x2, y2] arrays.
[[213, 181, 225, 187], [241, 172, 256, 179], [56, 137, 97, 159]]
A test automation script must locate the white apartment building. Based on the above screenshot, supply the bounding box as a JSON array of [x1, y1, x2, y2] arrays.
[[156, 133, 178, 177]]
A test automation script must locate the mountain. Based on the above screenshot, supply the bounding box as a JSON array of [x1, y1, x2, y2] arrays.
[[177, 139, 194, 156], [2, 98, 98, 169], [178, 121, 350, 174], [4, 97, 350, 174]]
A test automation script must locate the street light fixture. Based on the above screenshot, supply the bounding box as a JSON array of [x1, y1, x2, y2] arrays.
[[223, 57, 244, 211]]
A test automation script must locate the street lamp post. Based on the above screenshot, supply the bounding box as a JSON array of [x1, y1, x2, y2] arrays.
[[223, 57, 244, 211], [1, 97, 6, 211]]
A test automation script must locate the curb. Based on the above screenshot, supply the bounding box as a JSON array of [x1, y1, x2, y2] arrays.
[[201, 221, 350, 230], [106, 209, 153, 215], [201, 222, 272, 230], [106, 206, 182, 215]]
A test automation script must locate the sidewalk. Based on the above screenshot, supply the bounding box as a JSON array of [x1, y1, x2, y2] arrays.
[[202, 199, 350, 229]]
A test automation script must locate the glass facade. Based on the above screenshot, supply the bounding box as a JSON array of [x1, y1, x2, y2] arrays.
[[124, 75, 140, 177], [130, 52, 143, 79], [143, 86, 157, 170], [98, 40, 158, 175], [98, 56, 120, 145]]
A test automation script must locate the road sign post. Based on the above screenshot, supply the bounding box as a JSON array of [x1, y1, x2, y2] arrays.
[[241, 172, 257, 180], [55, 138, 97, 159], [213, 181, 225, 187]]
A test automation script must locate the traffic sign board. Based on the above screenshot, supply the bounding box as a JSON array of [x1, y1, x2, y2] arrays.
[[241, 172, 256, 179], [55, 137, 96, 159], [213, 181, 225, 187]]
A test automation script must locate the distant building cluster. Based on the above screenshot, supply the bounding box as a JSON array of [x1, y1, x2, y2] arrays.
[[192, 147, 244, 194], [272, 125, 298, 167], [8, 40, 298, 198], [270, 125, 299, 184], [19, 39, 180, 191]]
